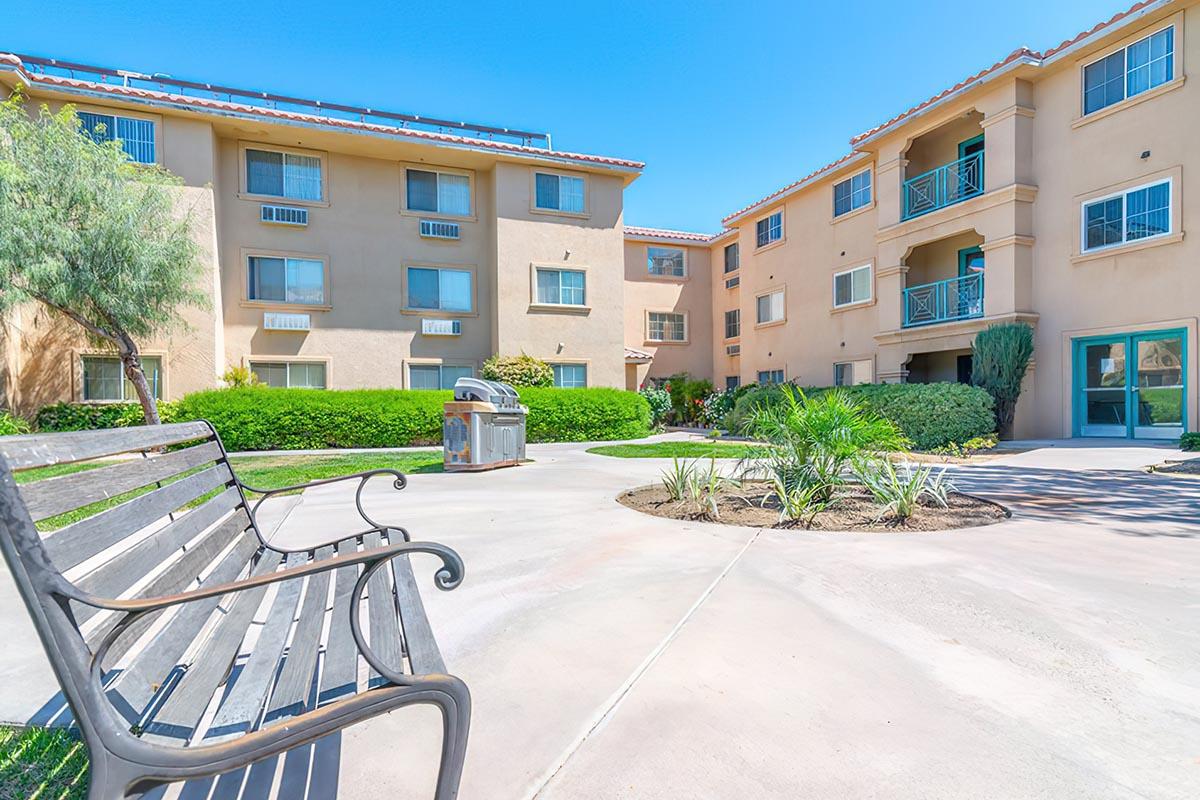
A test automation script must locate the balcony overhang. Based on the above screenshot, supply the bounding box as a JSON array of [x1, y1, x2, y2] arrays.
[[875, 311, 1039, 347]]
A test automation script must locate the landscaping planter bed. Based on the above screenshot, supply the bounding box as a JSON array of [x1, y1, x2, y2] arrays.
[[618, 482, 1008, 532]]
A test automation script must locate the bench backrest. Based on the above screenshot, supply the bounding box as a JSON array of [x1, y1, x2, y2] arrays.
[[0, 421, 262, 736]]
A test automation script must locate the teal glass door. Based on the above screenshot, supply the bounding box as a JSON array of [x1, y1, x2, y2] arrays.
[[1075, 330, 1186, 438]]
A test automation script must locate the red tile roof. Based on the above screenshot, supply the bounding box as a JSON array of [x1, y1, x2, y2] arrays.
[[720, 152, 861, 225], [623, 226, 716, 243], [0, 53, 644, 171], [624, 346, 653, 362]]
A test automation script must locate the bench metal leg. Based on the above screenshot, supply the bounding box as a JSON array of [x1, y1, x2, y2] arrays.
[[431, 677, 472, 800], [85, 749, 147, 800]]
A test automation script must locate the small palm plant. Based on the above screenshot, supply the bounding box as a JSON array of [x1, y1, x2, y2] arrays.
[[856, 459, 956, 522], [661, 457, 698, 502], [771, 475, 830, 528], [688, 457, 730, 519]]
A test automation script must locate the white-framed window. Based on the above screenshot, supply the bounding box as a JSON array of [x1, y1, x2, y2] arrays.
[[77, 112, 155, 164], [246, 148, 323, 201], [834, 359, 873, 387], [756, 289, 785, 324], [647, 312, 686, 342], [647, 246, 686, 277], [552, 364, 587, 388], [250, 361, 326, 389], [1083, 26, 1174, 115], [248, 255, 326, 305], [757, 369, 785, 385], [82, 355, 162, 401], [755, 211, 783, 248], [724, 242, 740, 273], [534, 172, 585, 213], [724, 309, 740, 340], [1081, 179, 1171, 252], [833, 264, 872, 307], [833, 169, 872, 217], [406, 267, 473, 312], [405, 168, 471, 216], [409, 363, 472, 390], [535, 268, 586, 305]]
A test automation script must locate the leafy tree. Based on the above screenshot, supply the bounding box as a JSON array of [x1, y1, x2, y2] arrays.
[[971, 322, 1034, 439], [0, 92, 205, 424]]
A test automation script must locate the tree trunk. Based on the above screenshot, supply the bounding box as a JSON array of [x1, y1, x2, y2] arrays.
[[995, 398, 1015, 441], [117, 342, 160, 426]]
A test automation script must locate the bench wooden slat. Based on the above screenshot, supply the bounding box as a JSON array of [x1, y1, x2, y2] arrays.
[[318, 539, 361, 706], [0, 421, 213, 470], [43, 464, 233, 571], [392, 553, 446, 675], [263, 546, 334, 726], [364, 532, 405, 686], [104, 534, 262, 722], [140, 549, 284, 744], [21, 442, 225, 522], [204, 551, 308, 741]]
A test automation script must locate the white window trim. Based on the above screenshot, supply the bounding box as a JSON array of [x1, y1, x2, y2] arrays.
[[401, 163, 476, 220], [242, 249, 331, 310], [530, 169, 589, 217], [532, 266, 588, 308], [754, 210, 785, 250], [1080, 23, 1176, 117], [724, 308, 741, 341], [832, 263, 874, 308], [1079, 177, 1173, 254], [238, 141, 329, 207], [401, 262, 479, 317], [755, 287, 787, 327], [78, 352, 167, 403], [76, 108, 160, 165], [834, 359, 874, 387], [247, 358, 330, 389], [646, 245, 688, 279], [404, 359, 476, 390], [723, 242, 740, 274], [645, 310, 689, 344], [550, 361, 589, 388], [832, 169, 873, 218]]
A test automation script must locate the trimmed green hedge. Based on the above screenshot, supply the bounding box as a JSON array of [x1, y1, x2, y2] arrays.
[[37, 387, 652, 450], [726, 382, 995, 451], [1181, 432, 1200, 452]]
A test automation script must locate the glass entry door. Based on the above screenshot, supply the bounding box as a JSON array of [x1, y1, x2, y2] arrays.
[[1075, 330, 1186, 438]]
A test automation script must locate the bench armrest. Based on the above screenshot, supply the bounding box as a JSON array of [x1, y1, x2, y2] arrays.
[[239, 469, 410, 540], [65, 540, 463, 615]]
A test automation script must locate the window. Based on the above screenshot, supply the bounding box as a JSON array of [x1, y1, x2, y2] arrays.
[[248, 256, 325, 305], [833, 170, 872, 217], [406, 267, 473, 312], [833, 264, 872, 307], [534, 172, 585, 213], [535, 268, 586, 306], [1082, 180, 1171, 252], [409, 364, 472, 390], [246, 148, 323, 201], [757, 369, 785, 385], [756, 290, 785, 324], [82, 355, 162, 401], [406, 168, 471, 216], [725, 276, 740, 289], [724, 309, 740, 340], [834, 360, 873, 387], [756, 211, 783, 247], [250, 361, 326, 389], [1083, 26, 1174, 115], [725, 375, 740, 391], [647, 247, 686, 277], [724, 243, 740, 273], [77, 112, 155, 164], [552, 364, 587, 388], [647, 312, 686, 342]]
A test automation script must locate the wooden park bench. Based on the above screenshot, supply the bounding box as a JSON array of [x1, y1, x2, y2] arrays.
[[0, 421, 469, 800]]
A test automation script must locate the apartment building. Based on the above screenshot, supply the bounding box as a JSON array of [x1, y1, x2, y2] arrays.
[[0, 52, 642, 414], [623, 0, 1197, 440]]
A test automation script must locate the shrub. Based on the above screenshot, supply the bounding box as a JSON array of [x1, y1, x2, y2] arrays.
[[0, 410, 30, 436], [1181, 432, 1200, 452], [663, 373, 714, 426], [639, 387, 672, 428], [35, 401, 180, 431], [519, 387, 651, 443], [856, 459, 956, 522], [481, 354, 553, 388], [221, 365, 261, 388], [727, 382, 994, 451], [971, 322, 1034, 439]]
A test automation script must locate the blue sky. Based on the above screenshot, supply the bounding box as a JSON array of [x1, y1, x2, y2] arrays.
[[7, 0, 1133, 232]]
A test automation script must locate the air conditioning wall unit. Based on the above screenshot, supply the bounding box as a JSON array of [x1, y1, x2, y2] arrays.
[[422, 318, 462, 336], [263, 312, 311, 331], [260, 204, 309, 226], [726, 344, 741, 356], [725, 276, 740, 289], [419, 219, 461, 240]]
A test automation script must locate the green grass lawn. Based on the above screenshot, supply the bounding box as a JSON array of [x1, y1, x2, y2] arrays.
[[586, 441, 758, 459], [15, 450, 444, 531], [0, 725, 88, 800]]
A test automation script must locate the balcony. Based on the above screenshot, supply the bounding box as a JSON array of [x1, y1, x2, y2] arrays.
[[903, 273, 983, 328], [902, 150, 984, 220]]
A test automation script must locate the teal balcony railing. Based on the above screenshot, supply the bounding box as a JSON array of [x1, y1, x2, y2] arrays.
[[902, 150, 984, 219], [903, 273, 984, 328]]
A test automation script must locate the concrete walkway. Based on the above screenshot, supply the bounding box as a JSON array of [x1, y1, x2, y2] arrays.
[[2, 435, 1198, 798]]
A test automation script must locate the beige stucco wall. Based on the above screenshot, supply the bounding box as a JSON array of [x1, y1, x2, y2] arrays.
[[622, 240, 713, 385]]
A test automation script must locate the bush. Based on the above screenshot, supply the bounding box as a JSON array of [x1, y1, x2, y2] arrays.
[[0, 410, 30, 436], [727, 382, 994, 451], [481, 354, 553, 388], [971, 322, 1034, 439], [1181, 432, 1200, 451], [639, 387, 672, 428], [663, 373, 714, 426], [35, 401, 180, 431], [519, 387, 651, 443], [221, 365, 261, 388]]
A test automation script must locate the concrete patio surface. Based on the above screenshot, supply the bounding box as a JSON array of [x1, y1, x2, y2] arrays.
[[1, 434, 1198, 799]]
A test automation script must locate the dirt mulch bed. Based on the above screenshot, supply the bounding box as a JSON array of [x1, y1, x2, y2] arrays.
[[1149, 459, 1200, 476], [618, 482, 1008, 532]]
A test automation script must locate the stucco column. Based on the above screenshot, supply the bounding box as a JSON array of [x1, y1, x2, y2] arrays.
[[979, 80, 1035, 193], [876, 343, 908, 384], [876, 262, 908, 332], [875, 154, 907, 228], [980, 235, 1036, 318]]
